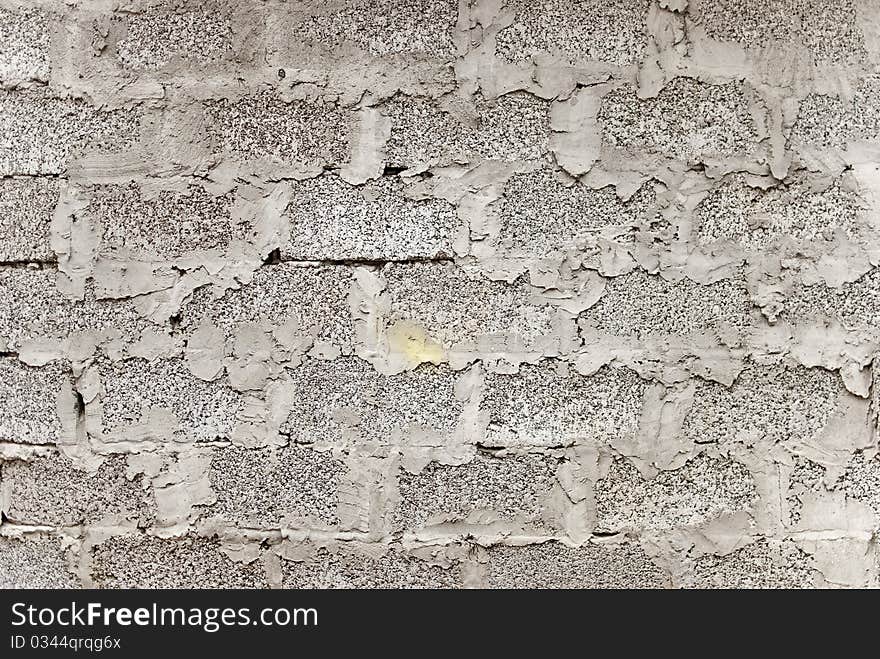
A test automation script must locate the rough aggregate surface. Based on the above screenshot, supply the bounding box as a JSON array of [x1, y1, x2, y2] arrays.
[[2, 0, 880, 589]]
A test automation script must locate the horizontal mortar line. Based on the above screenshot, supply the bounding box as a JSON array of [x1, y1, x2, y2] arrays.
[[273, 256, 456, 267], [0, 522, 60, 534], [0, 259, 57, 268], [0, 255, 457, 270], [0, 172, 66, 180], [0, 515, 60, 528], [12, 525, 379, 542], [0, 439, 57, 446], [0, 449, 59, 460]]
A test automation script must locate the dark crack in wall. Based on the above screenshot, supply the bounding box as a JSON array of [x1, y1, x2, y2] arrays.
[[2, 0, 880, 589]]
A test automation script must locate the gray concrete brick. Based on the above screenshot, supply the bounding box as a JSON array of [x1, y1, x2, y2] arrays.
[[680, 539, 814, 588], [497, 168, 659, 258], [85, 183, 243, 261], [0, 267, 148, 352], [98, 357, 245, 443], [580, 270, 754, 341], [598, 78, 759, 163], [0, 88, 140, 176], [381, 262, 574, 358], [204, 91, 350, 168], [695, 175, 869, 251], [496, 0, 650, 66], [282, 174, 460, 261], [791, 77, 880, 152], [280, 356, 463, 446], [2, 453, 152, 526], [0, 358, 67, 445], [90, 533, 267, 588], [178, 263, 355, 354], [384, 92, 551, 167], [0, 177, 59, 262], [832, 453, 880, 521], [281, 544, 463, 588], [781, 268, 880, 338], [113, 4, 234, 71], [393, 453, 559, 532], [696, 0, 867, 64], [681, 362, 851, 447], [0, 5, 52, 84], [596, 453, 757, 533], [204, 445, 344, 528], [485, 540, 669, 588], [482, 363, 647, 447], [0, 534, 80, 588], [281, 0, 458, 59]]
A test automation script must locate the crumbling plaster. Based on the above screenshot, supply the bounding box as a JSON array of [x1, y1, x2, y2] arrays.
[[2, 0, 880, 588]]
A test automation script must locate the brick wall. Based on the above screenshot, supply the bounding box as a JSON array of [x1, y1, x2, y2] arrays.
[[2, 0, 880, 588]]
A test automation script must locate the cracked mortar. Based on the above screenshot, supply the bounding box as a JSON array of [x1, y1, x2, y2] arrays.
[[1, 0, 880, 589]]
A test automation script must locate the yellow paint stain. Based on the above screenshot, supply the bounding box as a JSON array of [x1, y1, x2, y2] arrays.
[[388, 322, 446, 366]]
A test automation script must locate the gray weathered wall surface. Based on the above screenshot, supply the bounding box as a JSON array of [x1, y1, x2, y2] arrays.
[[2, 0, 880, 588]]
